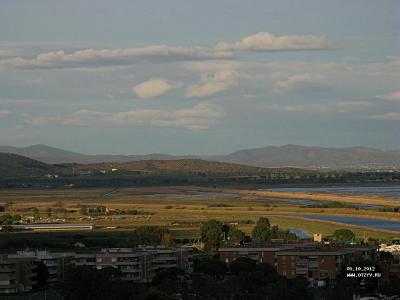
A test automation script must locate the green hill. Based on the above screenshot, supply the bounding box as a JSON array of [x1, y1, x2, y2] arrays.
[[0, 153, 52, 178]]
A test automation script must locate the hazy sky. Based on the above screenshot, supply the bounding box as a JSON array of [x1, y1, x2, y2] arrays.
[[0, 0, 399, 154]]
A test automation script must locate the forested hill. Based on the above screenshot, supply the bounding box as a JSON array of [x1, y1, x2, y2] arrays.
[[0, 153, 310, 179], [73, 159, 308, 176], [1, 152, 398, 188], [0, 153, 52, 178]]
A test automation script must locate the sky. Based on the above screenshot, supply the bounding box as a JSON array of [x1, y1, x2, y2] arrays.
[[0, 0, 399, 155]]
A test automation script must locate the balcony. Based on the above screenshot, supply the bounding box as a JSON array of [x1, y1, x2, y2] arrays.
[[295, 268, 308, 275], [0, 267, 16, 273]]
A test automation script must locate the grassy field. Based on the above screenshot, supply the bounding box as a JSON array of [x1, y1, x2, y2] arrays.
[[0, 186, 399, 246]]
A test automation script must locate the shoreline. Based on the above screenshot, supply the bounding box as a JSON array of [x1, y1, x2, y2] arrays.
[[227, 188, 400, 207]]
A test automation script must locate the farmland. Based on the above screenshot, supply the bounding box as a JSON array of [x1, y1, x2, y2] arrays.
[[1, 185, 400, 249]]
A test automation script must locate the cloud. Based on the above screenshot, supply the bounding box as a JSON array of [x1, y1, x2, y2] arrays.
[[368, 112, 400, 121], [215, 32, 331, 52], [274, 73, 312, 90], [133, 79, 179, 99], [271, 73, 321, 94], [380, 90, 400, 101], [185, 81, 234, 99], [184, 61, 238, 98], [0, 109, 11, 117], [334, 100, 374, 111], [24, 102, 224, 129], [0, 46, 233, 69], [265, 100, 374, 114], [0, 49, 20, 57]]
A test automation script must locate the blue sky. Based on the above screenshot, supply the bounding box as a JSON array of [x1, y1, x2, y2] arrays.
[[0, 0, 399, 154]]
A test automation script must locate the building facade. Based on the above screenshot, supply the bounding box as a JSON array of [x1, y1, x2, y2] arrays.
[[2, 246, 193, 294], [74, 248, 156, 283], [219, 244, 377, 286], [275, 249, 353, 286], [0, 256, 37, 294], [8, 250, 74, 284]]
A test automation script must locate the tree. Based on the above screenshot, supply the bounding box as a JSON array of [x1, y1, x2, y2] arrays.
[[194, 257, 227, 279], [46, 207, 53, 218], [252, 217, 271, 243], [79, 206, 88, 216], [229, 257, 257, 275], [0, 214, 21, 225], [251, 262, 280, 287], [59, 266, 138, 300], [4, 201, 14, 211], [131, 226, 170, 246], [333, 229, 355, 241], [325, 277, 360, 300], [152, 267, 184, 285], [34, 261, 49, 289], [32, 207, 40, 220], [200, 220, 224, 250], [12, 214, 21, 223], [227, 226, 245, 245], [161, 232, 174, 247]]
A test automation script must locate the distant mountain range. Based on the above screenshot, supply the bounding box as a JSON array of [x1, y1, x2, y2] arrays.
[[0, 144, 197, 164], [0, 153, 271, 179], [212, 145, 400, 170], [1, 144, 400, 170]]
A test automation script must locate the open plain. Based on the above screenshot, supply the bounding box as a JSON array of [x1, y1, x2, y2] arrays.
[[1, 185, 400, 248]]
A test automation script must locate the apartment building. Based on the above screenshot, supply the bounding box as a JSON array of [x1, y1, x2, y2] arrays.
[[74, 247, 193, 283], [74, 248, 156, 283], [0, 256, 37, 294], [8, 250, 74, 284], [2, 246, 192, 293], [219, 244, 376, 286], [219, 245, 296, 266], [138, 246, 193, 273], [343, 246, 377, 261], [275, 249, 353, 286]]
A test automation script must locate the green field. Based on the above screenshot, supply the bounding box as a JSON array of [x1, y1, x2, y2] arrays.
[[1, 186, 399, 248]]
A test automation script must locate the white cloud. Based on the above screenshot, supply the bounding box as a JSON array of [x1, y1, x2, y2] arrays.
[[0, 46, 233, 69], [334, 100, 374, 110], [265, 100, 374, 114], [133, 79, 178, 99], [185, 81, 234, 99], [0, 49, 20, 57], [24, 102, 224, 129], [380, 90, 400, 101], [271, 73, 321, 94], [0, 109, 11, 117], [368, 112, 400, 121], [184, 61, 238, 98], [215, 32, 331, 52]]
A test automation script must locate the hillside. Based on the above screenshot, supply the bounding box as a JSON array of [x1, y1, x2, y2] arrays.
[[0, 144, 197, 164], [1, 153, 398, 188], [0, 153, 52, 178], [74, 159, 306, 175], [0, 152, 309, 180], [214, 145, 400, 169], [1, 144, 400, 170]]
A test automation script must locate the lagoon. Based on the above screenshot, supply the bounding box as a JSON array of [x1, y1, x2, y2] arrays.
[[298, 214, 400, 232]]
